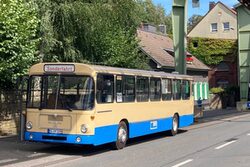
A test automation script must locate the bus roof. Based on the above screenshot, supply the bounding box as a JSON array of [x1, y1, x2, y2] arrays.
[[29, 63, 193, 80]]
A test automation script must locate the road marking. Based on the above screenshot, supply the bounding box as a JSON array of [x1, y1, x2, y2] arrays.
[[6, 154, 81, 167], [247, 133, 250, 136], [0, 158, 18, 164], [171, 159, 193, 167], [215, 140, 236, 150], [27, 153, 46, 158]]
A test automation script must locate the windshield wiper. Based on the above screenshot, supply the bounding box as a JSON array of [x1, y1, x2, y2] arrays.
[[66, 106, 72, 112]]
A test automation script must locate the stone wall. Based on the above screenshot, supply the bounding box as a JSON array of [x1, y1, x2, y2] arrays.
[[0, 90, 24, 136], [0, 116, 19, 135]]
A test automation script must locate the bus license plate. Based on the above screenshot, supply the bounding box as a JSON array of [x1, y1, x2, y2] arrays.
[[48, 129, 63, 134]]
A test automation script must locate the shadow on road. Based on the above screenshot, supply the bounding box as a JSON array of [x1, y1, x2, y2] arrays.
[[0, 129, 188, 158]]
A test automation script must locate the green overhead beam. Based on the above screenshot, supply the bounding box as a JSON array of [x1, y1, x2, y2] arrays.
[[172, 0, 187, 74]]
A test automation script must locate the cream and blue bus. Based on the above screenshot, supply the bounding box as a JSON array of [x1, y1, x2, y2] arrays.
[[24, 63, 194, 149]]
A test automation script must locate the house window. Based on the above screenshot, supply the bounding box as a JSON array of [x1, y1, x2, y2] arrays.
[[216, 79, 229, 88], [193, 41, 198, 48], [216, 62, 230, 72], [223, 22, 230, 31], [211, 23, 218, 32]]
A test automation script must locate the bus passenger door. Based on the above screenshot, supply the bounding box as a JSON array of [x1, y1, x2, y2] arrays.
[[95, 74, 115, 125]]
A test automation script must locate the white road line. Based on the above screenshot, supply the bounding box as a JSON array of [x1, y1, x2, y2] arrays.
[[247, 133, 250, 136], [27, 153, 46, 158], [172, 159, 193, 167], [0, 158, 18, 164], [215, 140, 236, 150]]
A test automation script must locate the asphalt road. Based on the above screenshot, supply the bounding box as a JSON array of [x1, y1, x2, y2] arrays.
[[1, 112, 250, 167]]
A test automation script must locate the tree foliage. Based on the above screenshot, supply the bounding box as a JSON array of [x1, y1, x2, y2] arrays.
[[188, 38, 238, 65], [136, 0, 172, 34], [34, 0, 149, 69], [188, 14, 203, 32], [0, 0, 171, 89], [0, 0, 39, 89]]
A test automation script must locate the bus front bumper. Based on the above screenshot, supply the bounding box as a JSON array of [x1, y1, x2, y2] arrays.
[[25, 125, 118, 146]]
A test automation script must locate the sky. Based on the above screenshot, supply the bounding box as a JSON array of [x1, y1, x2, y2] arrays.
[[152, 0, 239, 17]]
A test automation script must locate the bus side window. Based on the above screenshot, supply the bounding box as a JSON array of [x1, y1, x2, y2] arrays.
[[96, 74, 114, 103], [116, 75, 135, 103], [182, 80, 190, 100], [173, 79, 181, 100], [162, 78, 172, 101], [136, 76, 149, 102], [150, 77, 161, 101]]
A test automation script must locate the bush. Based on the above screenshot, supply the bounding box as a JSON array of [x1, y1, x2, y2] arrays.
[[210, 87, 224, 94]]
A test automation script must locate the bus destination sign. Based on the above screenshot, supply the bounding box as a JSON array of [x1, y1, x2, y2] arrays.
[[44, 64, 75, 73]]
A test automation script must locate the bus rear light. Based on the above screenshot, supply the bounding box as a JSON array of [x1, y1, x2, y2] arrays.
[[26, 121, 33, 130], [81, 124, 88, 133]]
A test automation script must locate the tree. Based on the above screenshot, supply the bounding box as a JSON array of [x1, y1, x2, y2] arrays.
[[33, 0, 149, 69], [0, 0, 39, 89], [136, 0, 172, 34], [188, 14, 203, 32]]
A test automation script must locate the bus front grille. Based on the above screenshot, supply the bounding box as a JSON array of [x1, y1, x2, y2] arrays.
[[42, 135, 67, 141]]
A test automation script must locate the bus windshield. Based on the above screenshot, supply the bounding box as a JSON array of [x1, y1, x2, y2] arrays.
[[27, 75, 94, 110]]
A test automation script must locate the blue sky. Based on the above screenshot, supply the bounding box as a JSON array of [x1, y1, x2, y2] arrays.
[[152, 0, 239, 17]]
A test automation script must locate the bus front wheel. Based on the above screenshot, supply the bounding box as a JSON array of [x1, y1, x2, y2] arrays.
[[113, 121, 128, 150], [171, 114, 179, 136]]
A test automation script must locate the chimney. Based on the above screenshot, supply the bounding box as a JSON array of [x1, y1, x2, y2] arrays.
[[142, 23, 157, 33], [159, 24, 166, 34], [209, 1, 216, 11]]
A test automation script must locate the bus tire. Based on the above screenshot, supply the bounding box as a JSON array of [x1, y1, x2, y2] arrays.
[[113, 121, 128, 150], [171, 114, 179, 136]]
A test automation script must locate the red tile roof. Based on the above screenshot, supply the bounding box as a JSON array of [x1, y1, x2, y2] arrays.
[[137, 29, 209, 71]]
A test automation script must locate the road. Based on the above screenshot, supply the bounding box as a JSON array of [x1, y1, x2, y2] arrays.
[[0, 112, 250, 167]]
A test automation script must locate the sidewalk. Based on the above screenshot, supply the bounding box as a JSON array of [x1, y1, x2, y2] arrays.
[[195, 108, 250, 123]]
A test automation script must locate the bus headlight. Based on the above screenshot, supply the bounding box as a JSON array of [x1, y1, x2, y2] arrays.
[[26, 121, 33, 130], [81, 124, 88, 133]]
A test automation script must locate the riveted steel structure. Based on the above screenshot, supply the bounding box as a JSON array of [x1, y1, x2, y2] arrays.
[[172, 0, 188, 75], [236, 3, 250, 100]]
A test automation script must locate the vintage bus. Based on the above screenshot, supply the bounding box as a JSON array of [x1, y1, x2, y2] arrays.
[[24, 63, 194, 149]]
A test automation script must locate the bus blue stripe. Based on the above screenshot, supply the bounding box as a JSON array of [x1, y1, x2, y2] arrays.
[[129, 117, 173, 138], [25, 114, 193, 146], [179, 115, 194, 128]]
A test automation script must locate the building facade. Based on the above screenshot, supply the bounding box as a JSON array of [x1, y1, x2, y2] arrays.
[[188, 1, 237, 40], [188, 1, 238, 89]]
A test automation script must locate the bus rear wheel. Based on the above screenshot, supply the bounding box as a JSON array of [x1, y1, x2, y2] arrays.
[[113, 121, 128, 150], [171, 114, 179, 136]]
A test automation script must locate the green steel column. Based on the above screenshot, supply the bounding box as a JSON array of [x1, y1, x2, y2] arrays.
[[172, 0, 187, 74], [237, 6, 250, 100]]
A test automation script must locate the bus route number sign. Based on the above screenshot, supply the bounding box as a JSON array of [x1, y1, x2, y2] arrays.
[[44, 64, 75, 73]]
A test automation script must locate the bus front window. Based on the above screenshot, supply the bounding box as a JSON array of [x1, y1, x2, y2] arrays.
[[27, 76, 94, 110]]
